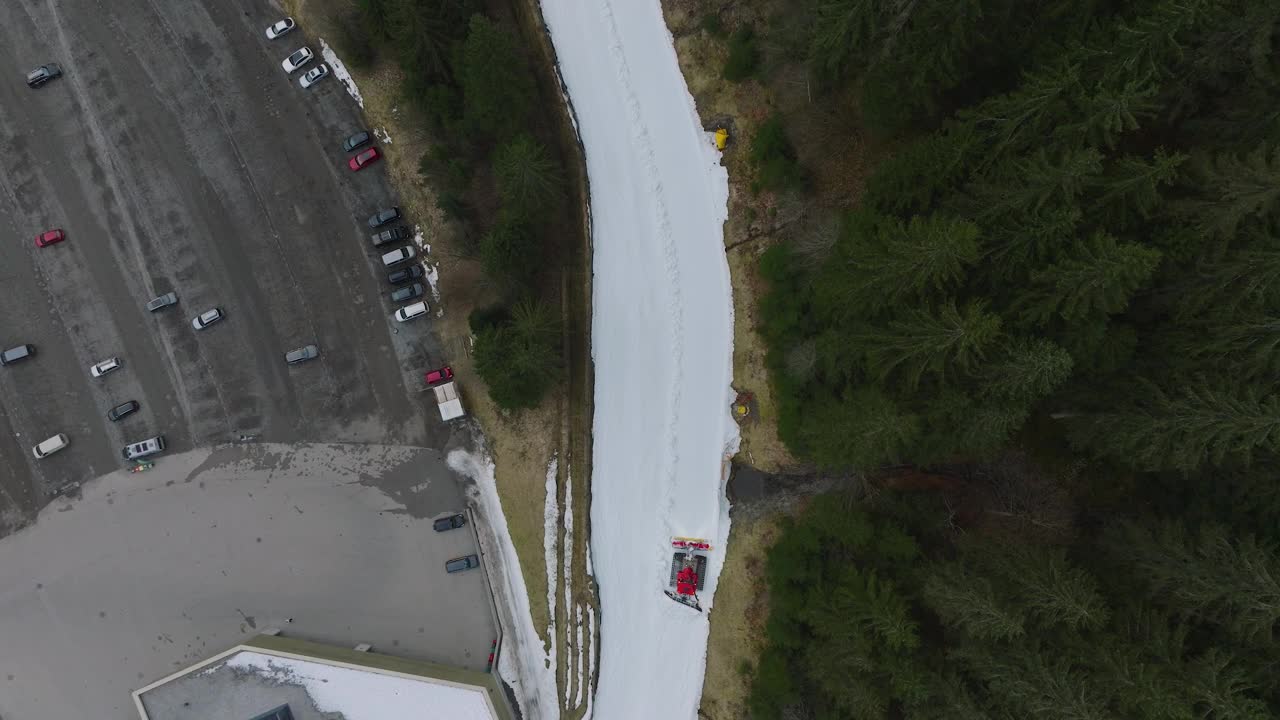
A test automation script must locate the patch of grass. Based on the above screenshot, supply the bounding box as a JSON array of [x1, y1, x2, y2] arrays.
[[722, 26, 760, 83], [701, 12, 726, 39], [699, 515, 783, 720]]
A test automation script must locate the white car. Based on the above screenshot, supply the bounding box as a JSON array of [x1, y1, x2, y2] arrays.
[[394, 301, 429, 323], [33, 433, 68, 459], [192, 307, 224, 330], [300, 64, 329, 89], [90, 357, 121, 378], [265, 18, 295, 40], [281, 47, 313, 74]]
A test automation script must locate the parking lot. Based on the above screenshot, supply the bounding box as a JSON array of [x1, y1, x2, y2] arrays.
[[0, 444, 496, 719], [0, 0, 458, 528]]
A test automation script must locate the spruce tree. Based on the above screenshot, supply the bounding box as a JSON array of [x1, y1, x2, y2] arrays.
[[860, 300, 1003, 390], [922, 562, 1026, 641], [1092, 148, 1187, 228], [1182, 144, 1280, 239], [1018, 233, 1161, 323]]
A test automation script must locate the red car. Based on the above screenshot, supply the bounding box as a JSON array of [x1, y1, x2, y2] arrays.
[[424, 366, 454, 386], [35, 228, 65, 248], [348, 147, 380, 171]]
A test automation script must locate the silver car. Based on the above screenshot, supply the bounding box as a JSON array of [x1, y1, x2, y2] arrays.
[[284, 344, 320, 364], [191, 307, 224, 330]]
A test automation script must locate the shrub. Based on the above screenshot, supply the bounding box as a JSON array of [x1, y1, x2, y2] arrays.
[[336, 15, 377, 70], [722, 27, 760, 82], [470, 303, 512, 333], [700, 12, 726, 39], [749, 114, 804, 192]]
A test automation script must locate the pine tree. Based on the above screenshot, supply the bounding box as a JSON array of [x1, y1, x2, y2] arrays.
[[1018, 233, 1161, 323], [980, 338, 1075, 404], [956, 645, 1116, 720], [1121, 521, 1280, 644], [1182, 144, 1280, 239], [1006, 546, 1111, 631], [967, 59, 1083, 156], [1179, 312, 1280, 380], [1069, 380, 1280, 471], [1056, 71, 1160, 149], [973, 147, 1104, 219], [1174, 239, 1280, 319], [829, 212, 981, 313], [922, 562, 1026, 641], [860, 300, 1003, 390], [493, 134, 564, 220], [800, 387, 921, 469], [1187, 649, 1270, 719], [388, 0, 477, 83], [461, 14, 536, 139], [1092, 148, 1187, 228]]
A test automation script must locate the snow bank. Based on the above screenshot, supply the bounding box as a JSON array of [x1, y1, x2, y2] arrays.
[[541, 0, 739, 717], [222, 651, 493, 719], [449, 449, 558, 719], [319, 39, 363, 107]]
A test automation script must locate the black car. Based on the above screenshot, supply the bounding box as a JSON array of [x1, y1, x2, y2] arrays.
[[26, 63, 62, 88], [387, 264, 425, 285], [371, 227, 409, 247], [107, 400, 140, 422], [433, 513, 467, 532], [342, 130, 372, 152], [390, 283, 425, 303], [445, 554, 480, 573], [367, 207, 402, 228]]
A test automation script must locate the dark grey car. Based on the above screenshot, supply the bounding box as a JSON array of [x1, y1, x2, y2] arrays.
[[367, 207, 401, 228], [107, 400, 140, 422], [387, 265, 425, 285], [390, 283, 425, 303], [342, 130, 372, 152], [371, 227, 409, 247], [433, 513, 467, 532], [445, 555, 480, 573], [145, 292, 178, 312], [26, 63, 62, 88]]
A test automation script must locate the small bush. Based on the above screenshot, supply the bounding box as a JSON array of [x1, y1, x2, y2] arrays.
[[470, 303, 512, 333], [749, 114, 804, 192], [479, 211, 539, 286], [473, 300, 561, 410], [700, 12, 726, 39], [722, 27, 760, 83], [335, 16, 377, 70], [494, 134, 564, 220], [461, 14, 536, 140]]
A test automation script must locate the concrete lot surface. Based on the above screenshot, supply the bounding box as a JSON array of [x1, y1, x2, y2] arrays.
[[0, 444, 494, 720], [0, 0, 453, 532]]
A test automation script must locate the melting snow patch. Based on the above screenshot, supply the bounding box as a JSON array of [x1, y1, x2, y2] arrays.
[[318, 39, 363, 108], [375, 127, 393, 144], [450, 449, 558, 719], [543, 454, 559, 676]]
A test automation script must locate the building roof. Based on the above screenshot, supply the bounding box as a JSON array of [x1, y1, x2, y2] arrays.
[[133, 635, 510, 720]]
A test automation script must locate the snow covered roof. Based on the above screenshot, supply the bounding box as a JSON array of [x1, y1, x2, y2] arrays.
[[133, 635, 509, 720]]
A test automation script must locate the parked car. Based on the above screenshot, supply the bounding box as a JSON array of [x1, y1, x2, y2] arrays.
[[26, 63, 62, 88], [390, 283, 424, 303], [281, 47, 313, 74], [122, 435, 166, 460], [33, 433, 68, 459], [342, 130, 372, 152], [367, 207, 401, 228], [394, 301, 429, 322], [425, 366, 454, 386], [264, 18, 295, 39], [191, 307, 224, 330], [284, 344, 319, 364], [0, 344, 34, 366], [348, 147, 380, 171], [146, 292, 178, 312], [35, 228, 65, 248], [445, 555, 481, 573], [300, 64, 329, 89], [433, 513, 467, 532], [90, 357, 121, 378], [381, 246, 416, 267], [107, 400, 140, 422], [371, 227, 409, 247], [387, 265, 425, 285]]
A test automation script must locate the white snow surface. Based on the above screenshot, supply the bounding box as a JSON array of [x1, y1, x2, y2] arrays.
[[222, 651, 494, 719], [541, 0, 738, 717], [319, 39, 363, 107], [449, 449, 558, 718]]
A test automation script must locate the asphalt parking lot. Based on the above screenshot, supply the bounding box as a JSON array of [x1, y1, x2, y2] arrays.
[[0, 0, 456, 530], [0, 445, 496, 720]]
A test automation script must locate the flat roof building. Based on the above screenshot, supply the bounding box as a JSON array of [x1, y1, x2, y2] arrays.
[[133, 634, 512, 720]]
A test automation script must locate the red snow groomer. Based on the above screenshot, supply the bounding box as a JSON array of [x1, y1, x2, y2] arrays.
[[664, 537, 711, 612]]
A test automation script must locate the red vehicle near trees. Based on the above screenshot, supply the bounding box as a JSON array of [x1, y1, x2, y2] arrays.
[[35, 228, 65, 248], [348, 147, 380, 171]]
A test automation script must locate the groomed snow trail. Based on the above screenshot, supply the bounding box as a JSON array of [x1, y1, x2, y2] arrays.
[[541, 0, 738, 717]]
